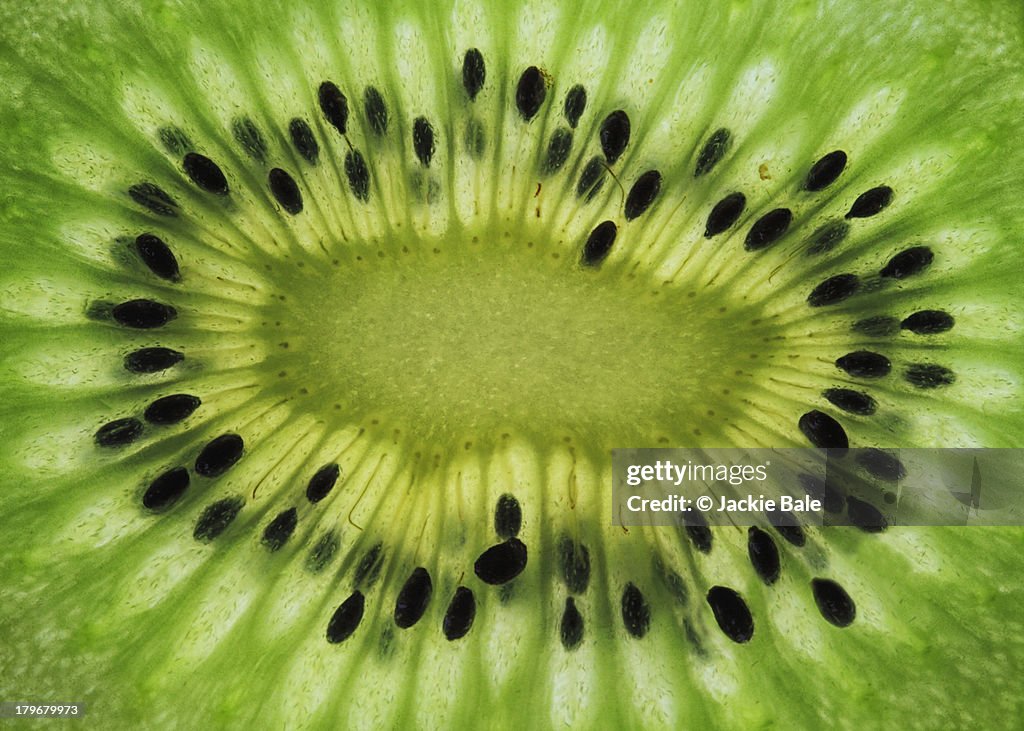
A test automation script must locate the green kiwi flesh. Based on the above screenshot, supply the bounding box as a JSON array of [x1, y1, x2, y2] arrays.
[[1, 0, 1023, 728]]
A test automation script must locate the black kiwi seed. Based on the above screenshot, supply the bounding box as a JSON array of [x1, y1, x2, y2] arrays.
[[112, 299, 177, 329], [798, 473, 845, 514], [193, 496, 244, 542], [442, 586, 476, 641], [683, 621, 705, 654], [409, 172, 437, 204], [804, 150, 848, 191], [811, 578, 856, 627], [142, 466, 190, 512], [515, 66, 547, 121], [261, 507, 298, 552], [563, 85, 586, 128], [306, 463, 340, 504], [581, 220, 617, 267], [462, 49, 486, 101], [880, 246, 933, 279], [542, 128, 574, 174], [345, 151, 370, 202], [353, 542, 384, 587], [194, 433, 244, 477], [836, 351, 892, 378], [845, 185, 893, 218], [747, 527, 780, 585], [624, 170, 661, 221], [654, 558, 690, 605], [134, 233, 181, 281], [84, 297, 108, 321], [806, 220, 850, 256], [576, 156, 606, 200], [852, 316, 900, 337], [846, 496, 888, 532], [765, 510, 806, 547], [363, 86, 389, 136], [807, 273, 860, 307], [182, 152, 229, 196], [694, 127, 731, 178], [268, 168, 303, 215], [683, 509, 713, 553], [493, 493, 522, 539], [706, 586, 754, 643], [95, 417, 143, 448], [144, 394, 201, 425], [599, 110, 630, 164], [464, 118, 486, 158], [621, 583, 651, 638], [158, 126, 192, 155], [232, 117, 267, 163], [318, 81, 349, 135], [905, 364, 956, 388], [85, 300, 111, 322], [823, 388, 878, 416], [326, 591, 365, 643], [412, 117, 435, 167], [288, 118, 319, 164], [798, 410, 849, 451], [704, 192, 746, 237], [558, 537, 591, 594], [474, 537, 528, 585], [744, 208, 792, 251], [124, 347, 184, 373], [777, 526, 807, 547], [306, 531, 340, 573], [128, 182, 179, 217], [560, 597, 584, 650], [394, 567, 433, 629], [901, 310, 954, 334], [856, 448, 906, 481]]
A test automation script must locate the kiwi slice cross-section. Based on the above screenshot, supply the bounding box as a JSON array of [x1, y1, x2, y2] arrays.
[[1, 1, 1023, 728]]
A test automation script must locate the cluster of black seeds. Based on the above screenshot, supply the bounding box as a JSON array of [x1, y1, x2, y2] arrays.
[[325, 493, 529, 644], [97, 47, 907, 654], [321, 490, 855, 648], [95, 232, 203, 459], [90, 226, 256, 541]]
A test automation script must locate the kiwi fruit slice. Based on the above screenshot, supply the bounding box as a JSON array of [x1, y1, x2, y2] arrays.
[[2, 0, 1023, 728]]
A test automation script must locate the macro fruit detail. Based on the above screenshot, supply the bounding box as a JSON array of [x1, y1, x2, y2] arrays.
[[1, 1, 1023, 729]]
